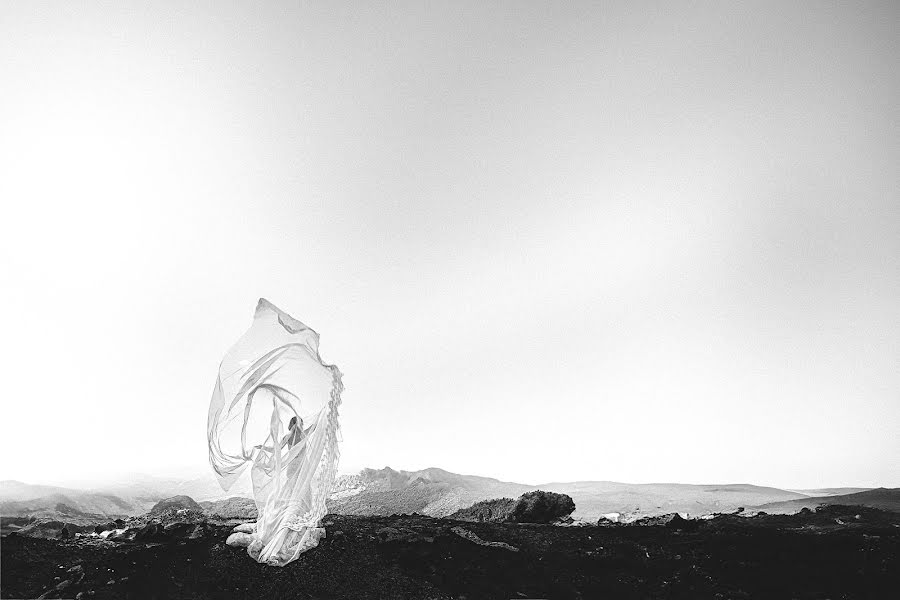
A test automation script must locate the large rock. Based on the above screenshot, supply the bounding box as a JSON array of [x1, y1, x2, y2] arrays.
[[225, 531, 254, 548], [450, 526, 519, 551], [149, 495, 202, 515], [450, 490, 576, 524], [509, 490, 575, 524], [448, 498, 516, 522]]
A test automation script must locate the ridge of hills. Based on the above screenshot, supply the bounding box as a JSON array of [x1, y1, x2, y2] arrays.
[[3, 469, 896, 524], [0, 474, 254, 519], [759, 488, 900, 514], [789, 487, 874, 496]]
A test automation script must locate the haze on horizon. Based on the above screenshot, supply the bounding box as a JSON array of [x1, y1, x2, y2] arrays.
[[1, 1, 897, 490]]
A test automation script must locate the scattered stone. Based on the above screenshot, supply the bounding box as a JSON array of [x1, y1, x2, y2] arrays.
[[375, 526, 434, 544], [226, 532, 254, 547], [188, 524, 208, 539], [233, 522, 257, 534], [100, 528, 127, 540], [37, 578, 72, 599], [450, 526, 519, 552]]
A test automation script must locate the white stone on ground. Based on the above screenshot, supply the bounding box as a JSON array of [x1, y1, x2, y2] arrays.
[[226, 532, 254, 547]]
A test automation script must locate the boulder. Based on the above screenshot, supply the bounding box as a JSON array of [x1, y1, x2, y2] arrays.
[[450, 526, 519, 552], [509, 490, 576, 524], [226, 532, 254, 548], [232, 522, 256, 534], [149, 496, 202, 515]]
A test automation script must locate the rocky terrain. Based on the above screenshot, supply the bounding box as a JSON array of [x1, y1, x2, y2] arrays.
[[3, 505, 899, 599]]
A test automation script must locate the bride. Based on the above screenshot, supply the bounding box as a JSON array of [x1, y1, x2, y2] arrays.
[[208, 299, 342, 566]]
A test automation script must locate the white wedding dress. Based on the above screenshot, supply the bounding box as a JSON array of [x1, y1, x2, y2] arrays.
[[207, 299, 343, 566]]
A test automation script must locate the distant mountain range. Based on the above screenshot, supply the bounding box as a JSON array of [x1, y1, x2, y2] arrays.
[[2, 468, 898, 524], [326, 467, 534, 517], [0, 473, 253, 521], [789, 488, 874, 497], [758, 488, 900, 514], [327, 469, 895, 520]]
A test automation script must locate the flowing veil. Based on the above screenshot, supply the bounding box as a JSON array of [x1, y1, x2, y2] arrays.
[[207, 299, 343, 566]]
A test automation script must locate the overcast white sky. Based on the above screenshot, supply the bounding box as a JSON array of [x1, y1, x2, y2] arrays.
[[1, 1, 898, 489]]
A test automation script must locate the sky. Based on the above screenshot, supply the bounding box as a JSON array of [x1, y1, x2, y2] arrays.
[[1, 1, 898, 489]]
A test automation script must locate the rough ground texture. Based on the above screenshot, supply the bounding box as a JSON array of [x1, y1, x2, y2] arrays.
[[2, 506, 899, 599]]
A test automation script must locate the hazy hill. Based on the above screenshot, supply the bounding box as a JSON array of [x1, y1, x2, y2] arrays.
[[0, 480, 148, 518], [0, 478, 185, 519], [327, 467, 532, 517], [789, 487, 873, 497], [0, 492, 138, 520], [757, 488, 900, 514], [0, 474, 254, 522], [88, 473, 253, 504], [0, 480, 74, 501]]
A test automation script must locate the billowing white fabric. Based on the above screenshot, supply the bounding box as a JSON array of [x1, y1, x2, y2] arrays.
[[208, 298, 343, 566]]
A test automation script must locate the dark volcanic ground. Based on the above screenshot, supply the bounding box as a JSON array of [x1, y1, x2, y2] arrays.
[[2, 507, 899, 600]]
